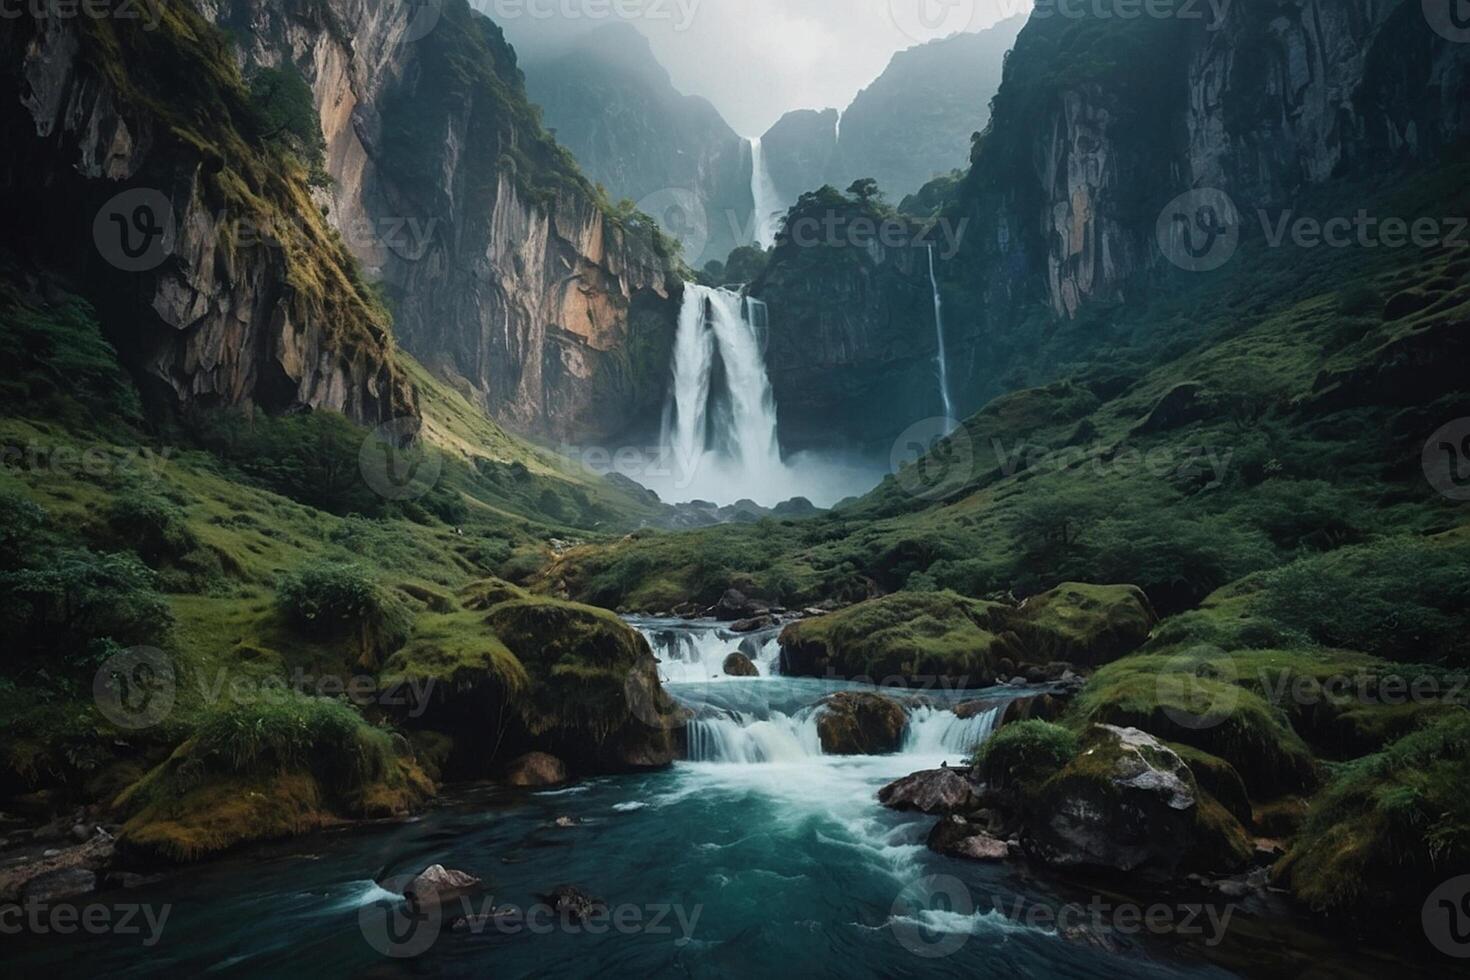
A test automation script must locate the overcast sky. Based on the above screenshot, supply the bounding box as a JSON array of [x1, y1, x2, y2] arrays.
[[493, 0, 1030, 136]]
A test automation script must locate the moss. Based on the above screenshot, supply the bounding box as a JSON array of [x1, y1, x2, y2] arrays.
[[1069, 651, 1320, 798], [976, 720, 1079, 791], [1168, 743, 1252, 826], [779, 591, 1012, 683], [1279, 710, 1470, 917], [1002, 582, 1157, 666], [379, 610, 529, 700], [485, 597, 664, 744], [115, 693, 432, 861]]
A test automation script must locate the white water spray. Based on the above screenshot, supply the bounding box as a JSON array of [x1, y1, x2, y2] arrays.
[[926, 243, 956, 425], [749, 137, 782, 249]]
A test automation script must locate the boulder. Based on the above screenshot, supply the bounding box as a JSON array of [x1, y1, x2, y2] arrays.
[[878, 769, 981, 815], [927, 816, 1010, 862], [1004, 583, 1157, 668], [815, 693, 908, 755], [730, 615, 775, 634], [19, 868, 96, 904], [1024, 726, 1199, 874], [404, 865, 482, 905], [722, 652, 759, 677], [503, 752, 568, 788]]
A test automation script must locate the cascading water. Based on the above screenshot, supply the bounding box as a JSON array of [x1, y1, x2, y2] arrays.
[[926, 243, 956, 426], [902, 705, 1003, 757], [748, 137, 782, 248], [651, 284, 796, 505], [634, 618, 782, 684]]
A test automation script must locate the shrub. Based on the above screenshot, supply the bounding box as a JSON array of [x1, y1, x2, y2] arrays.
[[107, 487, 198, 564], [276, 561, 411, 667], [975, 720, 1079, 791], [1254, 536, 1470, 664]]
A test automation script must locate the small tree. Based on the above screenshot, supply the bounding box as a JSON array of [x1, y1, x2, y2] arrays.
[[250, 66, 329, 186]]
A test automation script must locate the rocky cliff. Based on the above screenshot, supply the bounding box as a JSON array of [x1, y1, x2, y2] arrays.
[[754, 2, 1470, 449], [520, 23, 751, 270], [220, 0, 685, 444], [0, 5, 416, 426]]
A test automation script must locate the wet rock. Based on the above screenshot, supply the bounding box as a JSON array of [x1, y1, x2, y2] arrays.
[[106, 871, 166, 890], [452, 906, 522, 931], [927, 816, 1009, 862], [878, 769, 982, 815], [404, 865, 482, 905], [815, 692, 907, 755], [553, 816, 580, 828], [722, 652, 759, 677], [503, 752, 569, 788], [20, 868, 96, 903], [543, 885, 606, 922], [730, 615, 775, 634]]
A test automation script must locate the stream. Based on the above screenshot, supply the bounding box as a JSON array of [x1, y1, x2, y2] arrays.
[[7, 620, 1400, 978]]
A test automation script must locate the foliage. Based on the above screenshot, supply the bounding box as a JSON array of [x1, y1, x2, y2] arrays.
[[248, 65, 329, 186], [276, 560, 412, 666], [975, 720, 1079, 791]]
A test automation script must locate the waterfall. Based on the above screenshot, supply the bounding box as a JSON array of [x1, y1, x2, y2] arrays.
[[748, 137, 782, 249], [635, 618, 782, 684], [902, 705, 1003, 757], [834, 109, 843, 144], [655, 285, 789, 504], [926, 244, 956, 424]]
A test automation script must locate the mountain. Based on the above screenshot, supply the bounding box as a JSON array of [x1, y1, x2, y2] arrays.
[[761, 17, 1026, 212], [751, 2, 1470, 451], [521, 23, 752, 267]]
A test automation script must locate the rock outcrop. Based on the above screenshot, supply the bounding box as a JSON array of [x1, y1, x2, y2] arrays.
[[878, 768, 982, 815]]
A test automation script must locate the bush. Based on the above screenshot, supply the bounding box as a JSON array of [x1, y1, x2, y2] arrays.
[[975, 720, 1079, 791], [0, 548, 172, 666], [1254, 536, 1470, 664], [276, 561, 411, 667], [107, 487, 198, 564]]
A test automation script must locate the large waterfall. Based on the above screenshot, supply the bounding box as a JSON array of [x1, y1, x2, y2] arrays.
[[748, 137, 782, 249], [927, 243, 955, 424], [651, 284, 798, 504]]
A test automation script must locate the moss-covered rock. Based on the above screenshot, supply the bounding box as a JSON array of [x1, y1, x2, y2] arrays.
[[815, 692, 908, 755], [114, 695, 433, 862], [1024, 725, 1251, 876], [1168, 743, 1252, 827], [1069, 651, 1319, 798], [779, 591, 1014, 684], [486, 597, 677, 771], [1002, 583, 1157, 667], [1278, 710, 1470, 920]]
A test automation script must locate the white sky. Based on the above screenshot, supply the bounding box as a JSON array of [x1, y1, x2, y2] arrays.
[[494, 0, 1031, 136]]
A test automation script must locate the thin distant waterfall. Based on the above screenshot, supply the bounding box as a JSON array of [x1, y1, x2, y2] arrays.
[[660, 284, 785, 499], [834, 109, 843, 143], [926, 243, 956, 425], [748, 137, 782, 249]]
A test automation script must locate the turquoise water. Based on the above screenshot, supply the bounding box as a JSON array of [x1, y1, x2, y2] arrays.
[[10, 665, 1392, 977]]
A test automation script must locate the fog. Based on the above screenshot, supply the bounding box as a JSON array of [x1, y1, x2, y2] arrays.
[[487, 0, 1030, 136]]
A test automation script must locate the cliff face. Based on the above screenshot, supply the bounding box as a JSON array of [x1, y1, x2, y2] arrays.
[[1008, 0, 1470, 319], [0, 7, 416, 426], [755, 2, 1470, 448], [222, 0, 683, 443], [521, 23, 750, 270]]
